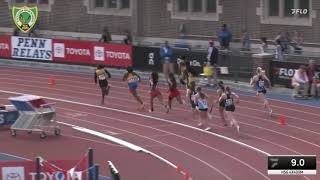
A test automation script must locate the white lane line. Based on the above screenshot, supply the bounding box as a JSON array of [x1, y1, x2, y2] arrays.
[[58, 114, 270, 180], [1, 70, 319, 111], [0, 89, 271, 157], [61, 121, 232, 180], [1, 77, 319, 125], [61, 122, 201, 180]]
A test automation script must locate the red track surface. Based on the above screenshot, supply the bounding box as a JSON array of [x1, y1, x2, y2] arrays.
[[0, 66, 319, 180]]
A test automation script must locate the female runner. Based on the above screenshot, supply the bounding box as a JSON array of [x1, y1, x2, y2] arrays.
[[194, 87, 211, 131], [149, 71, 169, 112], [167, 73, 183, 110], [219, 86, 240, 133], [250, 67, 273, 116], [122, 67, 144, 109], [94, 65, 111, 105]]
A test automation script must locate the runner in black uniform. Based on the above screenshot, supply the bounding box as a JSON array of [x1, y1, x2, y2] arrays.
[[219, 86, 240, 133], [94, 65, 111, 105], [250, 67, 273, 116], [215, 81, 227, 126], [186, 81, 199, 120]]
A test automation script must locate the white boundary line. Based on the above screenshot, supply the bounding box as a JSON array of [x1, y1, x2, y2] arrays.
[[59, 121, 195, 180], [0, 89, 271, 157], [0, 66, 319, 109], [0, 153, 31, 161]]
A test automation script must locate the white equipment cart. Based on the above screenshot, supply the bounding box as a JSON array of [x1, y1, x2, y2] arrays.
[[9, 95, 61, 139]]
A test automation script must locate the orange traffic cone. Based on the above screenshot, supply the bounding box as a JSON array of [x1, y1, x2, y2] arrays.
[[48, 76, 56, 86], [279, 115, 286, 125], [176, 166, 181, 173], [184, 172, 190, 180]]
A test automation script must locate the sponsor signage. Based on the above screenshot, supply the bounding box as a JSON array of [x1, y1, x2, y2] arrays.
[[132, 46, 161, 71], [271, 61, 320, 87], [11, 36, 52, 60], [52, 39, 132, 67], [0, 36, 11, 58], [0, 160, 87, 180]]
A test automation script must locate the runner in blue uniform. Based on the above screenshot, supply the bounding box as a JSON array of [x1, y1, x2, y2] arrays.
[[94, 65, 111, 105], [250, 67, 273, 116], [123, 67, 144, 109], [219, 86, 240, 133], [194, 87, 212, 131]]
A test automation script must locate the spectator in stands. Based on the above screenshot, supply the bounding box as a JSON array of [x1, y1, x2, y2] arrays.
[[99, 26, 112, 43], [292, 65, 309, 99], [307, 60, 318, 97], [275, 39, 284, 61], [0, 104, 5, 110], [260, 37, 268, 53], [123, 30, 132, 45], [311, 72, 320, 98], [207, 40, 219, 85], [241, 29, 250, 51], [292, 31, 303, 53], [275, 32, 289, 52], [218, 24, 232, 50], [160, 41, 174, 81]]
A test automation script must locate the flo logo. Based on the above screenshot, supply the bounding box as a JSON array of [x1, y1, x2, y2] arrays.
[[12, 6, 38, 33]]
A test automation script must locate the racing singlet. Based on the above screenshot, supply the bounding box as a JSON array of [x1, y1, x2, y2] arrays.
[[256, 79, 265, 92], [96, 69, 107, 81], [197, 98, 208, 110], [225, 93, 234, 108], [127, 73, 139, 84], [190, 90, 197, 103]]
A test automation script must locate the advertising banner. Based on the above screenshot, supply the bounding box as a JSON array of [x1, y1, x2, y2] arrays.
[[0, 35, 11, 58], [271, 61, 320, 87], [52, 39, 132, 67], [11, 36, 52, 60], [132, 46, 161, 71], [0, 160, 87, 180]]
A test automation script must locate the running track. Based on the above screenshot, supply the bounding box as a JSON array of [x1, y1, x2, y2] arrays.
[[0, 66, 319, 180]]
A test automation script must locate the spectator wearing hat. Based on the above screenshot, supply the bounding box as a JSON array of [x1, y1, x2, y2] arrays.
[[160, 41, 174, 81], [292, 65, 309, 98]]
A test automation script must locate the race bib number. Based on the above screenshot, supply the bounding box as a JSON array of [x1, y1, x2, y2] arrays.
[[98, 74, 106, 80], [258, 81, 265, 87], [0, 114, 5, 125], [128, 76, 139, 83], [225, 99, 233, 106], [199, 100, 208, 109]]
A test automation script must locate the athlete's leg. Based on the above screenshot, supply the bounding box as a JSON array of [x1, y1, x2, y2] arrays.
[[150, 96, 155, 112], [219, 106, 227, 126], [130, 89, 144, 106]]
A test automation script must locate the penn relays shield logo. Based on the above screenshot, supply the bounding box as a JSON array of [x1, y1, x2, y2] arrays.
[[12, 6, 38, 33]]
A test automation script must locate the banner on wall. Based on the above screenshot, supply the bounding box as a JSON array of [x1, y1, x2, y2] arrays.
[[271, 61, 320, 88], [11, 36, 52, 60], [52, 39, 132, 67], [132, 46, 161, 71], [0, 160, 87, 180], [0, 35, 11, 58]]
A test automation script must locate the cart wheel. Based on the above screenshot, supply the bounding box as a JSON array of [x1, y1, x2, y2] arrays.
[[11, 130, 16, 137], [27, 131, 32, 134], [40, 132, 47, 139], [54, 128, 61, 136]]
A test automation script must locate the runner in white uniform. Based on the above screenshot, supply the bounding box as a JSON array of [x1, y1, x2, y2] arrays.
[[194, 87, 212, 131]]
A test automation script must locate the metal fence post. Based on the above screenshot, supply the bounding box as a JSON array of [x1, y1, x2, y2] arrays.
[[95, 164, 99, 180], [35, 157, 41, 180], [88, 148, 94, 180]]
